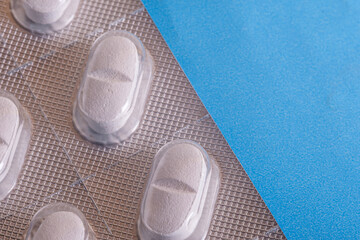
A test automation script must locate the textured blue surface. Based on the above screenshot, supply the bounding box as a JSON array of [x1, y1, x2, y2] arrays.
[[141, 1, 360, 239]]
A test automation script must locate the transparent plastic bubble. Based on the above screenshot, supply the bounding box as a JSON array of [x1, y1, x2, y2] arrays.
[[25, 203, 96, 240], [10, 0, 80, 34], [73, 30, 154, 145], [138, 139, 220, 240], [0, 89, 31, 201]]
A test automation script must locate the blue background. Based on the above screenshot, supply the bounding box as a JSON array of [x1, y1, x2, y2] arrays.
[[141, 1, 360, 239]]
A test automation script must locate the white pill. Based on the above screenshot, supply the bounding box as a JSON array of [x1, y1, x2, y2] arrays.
[[33, 211, 85, 240], [81, 35, 139, 134], [139, 140, 214, 240], [0, 91, 31, 201], [139, 140, 220, 239], [23, 0, 70, 24], [87, 36, 139, 82], [73, 31, 154, 144], [146, 143, 205, 235], [0, 97, 19, 175]]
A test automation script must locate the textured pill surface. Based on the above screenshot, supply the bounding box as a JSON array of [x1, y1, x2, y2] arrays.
[[81, 35, 139, 134], [23, 0, 69, 24], [144, 143, 205, 234], [0, 97, 19, 173], [33, 211, 85, 240]]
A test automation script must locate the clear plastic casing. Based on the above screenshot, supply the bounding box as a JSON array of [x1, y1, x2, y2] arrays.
[[73, 30, 154, 145], [24, 203, 96, 240], [0, 89, 31, 201], [138, 139, 220, 240], [10, 0, 80, 34]]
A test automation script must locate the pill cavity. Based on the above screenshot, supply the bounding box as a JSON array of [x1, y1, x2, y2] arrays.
[[23, 0, 71, 24], [146, 143, 205, 235], [25, 203, 96, 240], [81, 36, 139, 134], [0, 97, 19, 176], [10, 0, 80, 34], [138, 140, 220, 240], [73, 31, 154, 144], [0, 90, 31, 201], [33, 211, 85, 240]]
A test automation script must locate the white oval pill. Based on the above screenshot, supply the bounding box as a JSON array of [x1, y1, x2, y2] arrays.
[[0, 97, 19, 176], [145, 143, 205, 235], [73, 30, 154, 144], [138, 140, 220, 240], [25, 203, 96, 240], [33, 211, 85, 240], [81, 35, 139, 134], [0, 90, 31, 201], [23, 0, 70, 24]]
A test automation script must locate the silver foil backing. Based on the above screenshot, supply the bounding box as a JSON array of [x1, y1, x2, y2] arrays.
[[0, 0, 286, 239]]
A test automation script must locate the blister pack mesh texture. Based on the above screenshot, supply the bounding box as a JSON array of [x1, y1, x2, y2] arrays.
[[0, 0, 286, 239]]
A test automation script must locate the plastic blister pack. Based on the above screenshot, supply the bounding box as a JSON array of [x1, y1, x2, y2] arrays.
[[73, 30, 154, 145], [138, 140, 220, 240], [0, 89, 31, 201], [25, 203, 96, 240], [0, 0, 286, 239], [10, 0, 80, 34]]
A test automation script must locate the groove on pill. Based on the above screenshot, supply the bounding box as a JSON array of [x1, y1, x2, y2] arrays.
[[73, 30, 154, 144], [138, 139, 222, 240], [80, 35, 139, 134], [152, 178, 197, 194]]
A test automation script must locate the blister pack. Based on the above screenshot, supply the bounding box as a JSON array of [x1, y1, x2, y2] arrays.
[[0, 0, 286, 239]]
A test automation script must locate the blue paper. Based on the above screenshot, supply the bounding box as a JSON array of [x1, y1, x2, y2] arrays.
[[141, 1, 360, 239]]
